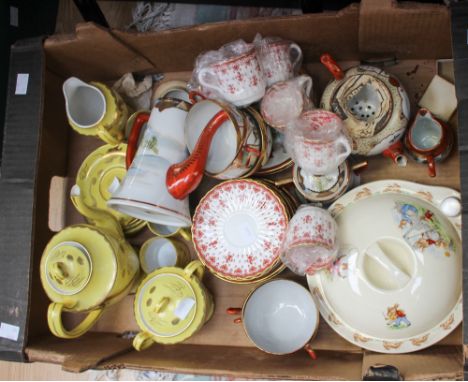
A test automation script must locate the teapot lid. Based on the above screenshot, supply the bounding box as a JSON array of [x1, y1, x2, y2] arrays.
[[40, 225, 118, 311], [45, 241, 92, 295], [134, 263, 207, 343]]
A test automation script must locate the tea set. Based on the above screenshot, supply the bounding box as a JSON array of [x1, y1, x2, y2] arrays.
[[39, 35, 460, 357]]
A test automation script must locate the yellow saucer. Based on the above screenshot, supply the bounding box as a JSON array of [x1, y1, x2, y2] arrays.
[[76, 144, 146, 236]]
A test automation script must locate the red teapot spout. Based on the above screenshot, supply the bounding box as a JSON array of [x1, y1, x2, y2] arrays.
[[382, 140, 407, 167], [166, 110, 229, 200]]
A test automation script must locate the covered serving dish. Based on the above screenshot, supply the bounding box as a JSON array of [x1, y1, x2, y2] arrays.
[[307, 180, 462, 353]]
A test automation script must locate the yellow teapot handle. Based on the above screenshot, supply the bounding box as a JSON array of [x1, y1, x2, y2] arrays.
[[184, 260, 204, 280], [47, 303, 105, 339], [133, 332, 155, 351]]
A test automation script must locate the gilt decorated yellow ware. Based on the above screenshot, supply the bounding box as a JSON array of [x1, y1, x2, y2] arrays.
[[133, 260, 214, 349], [40, 223, 139, 339], [75, 144, 146, 236], [307, 180, 462, 353], [63, 77, 129, 145]]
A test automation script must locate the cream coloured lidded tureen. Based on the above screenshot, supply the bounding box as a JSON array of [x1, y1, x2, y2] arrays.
[[307, 180, 462, 353]]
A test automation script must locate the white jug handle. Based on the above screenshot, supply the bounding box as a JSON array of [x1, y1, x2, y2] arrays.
[[289, 43, 303, 69], [335, 135, 352, 164], [198, 67, 223, 94]]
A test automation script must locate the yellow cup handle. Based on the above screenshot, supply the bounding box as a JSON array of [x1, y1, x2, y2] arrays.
[[47, 303, 105, 339], [184, 260, 204, 280], [133, 332, 155, 351], [97, 125, 120, 145], [179, 228, 192, 242]]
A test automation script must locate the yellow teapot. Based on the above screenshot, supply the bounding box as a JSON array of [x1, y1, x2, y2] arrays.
[[133, 260, 214, 350], [40, 188, 139, 339], [63, 77, 129, 145]]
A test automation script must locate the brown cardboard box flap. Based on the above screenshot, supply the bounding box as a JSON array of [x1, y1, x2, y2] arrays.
[[26, 333, 133, 373], [359, 0, 451, 59], [44, 23, 155, 80], [99, 344, 363, 380], [111, 4, 360, 73]]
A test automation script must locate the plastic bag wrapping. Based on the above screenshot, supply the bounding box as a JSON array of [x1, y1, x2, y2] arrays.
[[189, 39, 266, 106], [260, 75, 313, 131], [284, 109, 352, 176], [254, 34, 303, 87], [280, 205, 339, 276]]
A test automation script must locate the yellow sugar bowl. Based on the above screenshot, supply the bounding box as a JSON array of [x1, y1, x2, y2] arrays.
[[133, 260, 214, 350], [40, 219, 139, 339]]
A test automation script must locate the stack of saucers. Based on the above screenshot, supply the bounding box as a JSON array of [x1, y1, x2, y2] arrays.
[[192, 179, 292, 284]]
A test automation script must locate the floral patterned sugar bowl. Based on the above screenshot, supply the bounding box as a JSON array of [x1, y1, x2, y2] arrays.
[[307, 180, 462, 353]]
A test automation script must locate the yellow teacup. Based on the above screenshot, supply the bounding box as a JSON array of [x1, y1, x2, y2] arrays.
[[139, 237, 191, 274], [147, 221, 192, 241]]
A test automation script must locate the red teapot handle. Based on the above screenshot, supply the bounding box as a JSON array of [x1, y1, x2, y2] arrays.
[[166, 110, 229, 200], [320, 53, 344, 81], [126, 112, 150, 169]]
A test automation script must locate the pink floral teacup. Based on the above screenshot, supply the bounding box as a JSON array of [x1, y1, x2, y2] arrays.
[[281, 205, 338, 276], [285, 110, 352, 176], [257, 37, 302, 87], [260, 75, 313, 131], [197, 46, 266, 107]]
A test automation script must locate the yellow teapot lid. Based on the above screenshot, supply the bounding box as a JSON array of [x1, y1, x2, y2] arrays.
[[45, 241, 92, 295], [134, 261, 207, 343], [40, 225, 118, 311]]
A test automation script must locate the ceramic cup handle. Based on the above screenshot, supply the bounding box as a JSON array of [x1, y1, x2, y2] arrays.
[[226, 307, 243, 324], [320, 53, 344, 81], [133, 332, 155, 351], [189, 90, 206, 104], [47, 302, 105, 339], [289, 43, 302, 69], [97, 125, 120, 146], [198, 67, 223, 94], [126, 112, 150, 169], [178, 228, 193, 242], [295, 75, 313, 98], [335, 135, 352, 164], [184, 260, 205, 280], [166, 110, 229, 200], [303, 343, 317, 360], [427, 155, 436, 177]]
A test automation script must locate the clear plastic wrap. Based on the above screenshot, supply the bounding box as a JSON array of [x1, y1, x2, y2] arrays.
[[254, 34, 303, 87], [284, 109, 352, 176], [280, 205, 339, 276], [189, 39, 266, 107]]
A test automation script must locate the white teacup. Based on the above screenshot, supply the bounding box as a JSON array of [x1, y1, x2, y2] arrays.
[[139, 237, 191, 274], [108, 155, 191, 227], [197, 47, 266, 107], [228, 279, 319, 358]]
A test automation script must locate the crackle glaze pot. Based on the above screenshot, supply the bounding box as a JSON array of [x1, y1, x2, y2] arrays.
[[307, 180, 462, 353], [320, 54, 410, 157]]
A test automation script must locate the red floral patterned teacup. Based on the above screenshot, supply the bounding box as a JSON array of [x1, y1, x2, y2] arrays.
[[285, 110, 352, 176], [281, 205, 338, 276], [257, 38, 302, 87], [197, 47, 266, 107]]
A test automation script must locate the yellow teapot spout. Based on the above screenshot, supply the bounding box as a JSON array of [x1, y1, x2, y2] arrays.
[[70, 184, 123, 239]]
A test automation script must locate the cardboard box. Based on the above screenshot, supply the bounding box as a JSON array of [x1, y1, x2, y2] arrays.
[[1, 0, 467, 379]]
